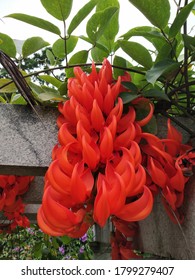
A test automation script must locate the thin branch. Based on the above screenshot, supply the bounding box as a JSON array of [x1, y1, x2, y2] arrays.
[[0, 63, 145, 91]]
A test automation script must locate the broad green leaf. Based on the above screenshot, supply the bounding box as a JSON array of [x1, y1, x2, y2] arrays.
[[121, 81, 139, 92], [86, 7, 118, 43], [143, 89, 170, 101], [155, 42, 173, 62], [0, 78, 17, 93], [0, 33, 16, 57], [58, 82, 68, 96], [119, 92, 141, 104], [96, 0, 119, 41], [113, 55, 128, 78], [68, 0, 99, 35], [5, 13, 61, 35], [66, 50, 88, 77], [80, 35, 109, 53], [52, 36, 78, 58], [40, 0, 73, 21], [146, 59, 181, 84], [46, 49, 55, 65], [91, 46, 109, 62], [169, 1, 195, 38], [121, 26, 165, 52], [0, 96, 6, 103], [128, 0, 170, 29], [38, 91, 65, 101], [39, 75, 63, 88], [22, 37, 49, 57], [10, 93, 27, 104], [182, 34, 195, 51], [118, 40, 153, 69]]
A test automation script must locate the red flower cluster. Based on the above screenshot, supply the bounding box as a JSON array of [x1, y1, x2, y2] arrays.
[[37, 59, 154, 238], [0, 175, 34, 232], [37, 59, 195, 259]]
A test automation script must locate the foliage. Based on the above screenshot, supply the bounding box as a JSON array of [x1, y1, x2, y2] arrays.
[[0, 0, 194, 134], [0, 225, 94, 260], [0, 0, 195, 260]]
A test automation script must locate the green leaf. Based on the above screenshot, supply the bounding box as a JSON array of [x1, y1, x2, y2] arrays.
[[0, 78, 17, 93], [113, 55, 128, 78], [128, 0, 170, 29], [0, 96, 6, 103], [39, 75, 63, 88], [120, 26, 165, 52], [22, 37, 49, 58], [10, 93, 27, 105], [0, 33, 16, 57], [46, 49, 55, 65], [66, 50, 88, 78], [52, 36, 78, 59], [143, 89, 170, 101], [91, 46, 109, 62], [40, 0, 73, 21], [96, 0, 119, 41], [182, 34, 195, 51], [60, 235, 72, 245], [119, 92, 141, 104], [68, 0, 99, 35], [86, 7, 118, 43], [118, 40, 153, 69], [121, 81, 139, 92], [5, 13, 61, 35], [80, 35, 109, 53], [146, 59, 181, 84], [38, 91, 65, 101], [169, 1, 195, 38]]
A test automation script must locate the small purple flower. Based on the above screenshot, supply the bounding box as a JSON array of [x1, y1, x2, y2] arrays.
[[80, 233, 88, 242], [26, 228, 34, 235], [79, 246, 85, 254], [59, 245, 65, 255], [13, 246, 21, 252]]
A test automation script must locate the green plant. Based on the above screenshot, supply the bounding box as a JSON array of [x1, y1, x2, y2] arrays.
[[0, 225, 94, 260]]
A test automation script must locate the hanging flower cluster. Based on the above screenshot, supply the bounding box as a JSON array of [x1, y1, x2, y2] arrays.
[[37, 59, 195, 258], [0, 175, 34, 232]]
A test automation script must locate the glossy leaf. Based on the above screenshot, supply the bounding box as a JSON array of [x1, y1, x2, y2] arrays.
[[40, 0, 73, 21], [143, 89, 170, 101], [46, 49, 55, 65], [182, 34, 195, 52], [128, 0, 170, 29], [96, 0, 119, 41], [0, 78, 17, 93], [6, 13, 61, 35], [146, 59, 181, 84], [169, 1, 195, 38], [91, 46, 109, 62], [119, 92, 141, 104], [0, 33, 16, 58], [38, 91, 66, 101], [113, 55, 129, 78], [68, 0, 99, 35], [10, 93, 27, 105], [66, 50, 88, 78], [121, 26, 165, 52], [22, 37, 49, 58], [86, 7, 118, 43], [118, 40, 153, 69], [52, 36, 78, 59], [39, 75, 63, 88]]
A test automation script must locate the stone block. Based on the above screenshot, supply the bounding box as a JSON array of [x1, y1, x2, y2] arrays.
[[138, 176, 195, 259], [0, 104, 58, 175]]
